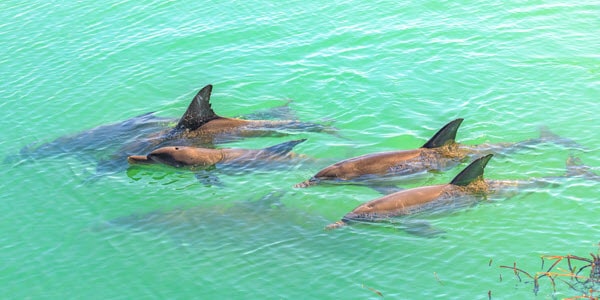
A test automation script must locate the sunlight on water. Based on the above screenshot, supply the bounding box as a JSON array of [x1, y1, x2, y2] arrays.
[[1, 1, 599, 299]]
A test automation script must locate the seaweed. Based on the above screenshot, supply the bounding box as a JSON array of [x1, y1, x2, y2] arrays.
[[499, 243, 600, 299]]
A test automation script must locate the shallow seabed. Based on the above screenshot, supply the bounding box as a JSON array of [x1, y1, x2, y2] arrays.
[[1, 1, 599, 299]]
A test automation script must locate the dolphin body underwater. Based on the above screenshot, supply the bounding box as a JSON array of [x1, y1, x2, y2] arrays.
[[295, 118, 581, 188], [15, 84, 331, 173], [325, 154, 599, 231]]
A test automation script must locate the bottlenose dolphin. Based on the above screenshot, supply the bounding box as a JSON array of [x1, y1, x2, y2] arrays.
[[16, 84, 330, 174], [295, 118, 579, 188], [325, 154, 495, 230], [100, 190, 326, 249], [162, 84, 330, 144], [127, 139, 307, 169]]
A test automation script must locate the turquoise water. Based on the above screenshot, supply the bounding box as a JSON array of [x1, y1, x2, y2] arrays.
[[2, 1, 599, 299]]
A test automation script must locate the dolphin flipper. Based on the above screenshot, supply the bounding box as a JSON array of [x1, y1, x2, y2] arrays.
[[422, 118, 464, 149], [194, 169, 224, 187], [402, 220, 446, 237], [176, 84, 221, 131], [368, 184, 405, 195], [450, 154, 493, 186], [263, 139, 307, 156]]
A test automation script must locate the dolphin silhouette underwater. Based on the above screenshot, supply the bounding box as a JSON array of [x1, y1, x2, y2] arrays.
[[325, 154, 598, 231], [295, 118, 580, 188], [16, 84, 331, 173], [100, 190, 324, 249], [127, 139, 307, 169]]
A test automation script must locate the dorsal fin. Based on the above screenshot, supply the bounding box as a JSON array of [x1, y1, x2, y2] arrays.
[[422, 118, 464, 149], [566, 156, 600, 180], [263, 139, 307, 156], [450, 154, 493, 186], [175, 84, 220, 131]]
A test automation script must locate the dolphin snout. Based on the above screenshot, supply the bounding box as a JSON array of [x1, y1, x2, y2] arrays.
[[127, 155, 153, 164]]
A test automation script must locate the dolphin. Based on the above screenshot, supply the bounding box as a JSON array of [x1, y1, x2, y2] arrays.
[[98, 190, 329, 250], [157, 84, 331, 145], [127, 139, 307, 169], [295, 118, 580, 188], [16, 84, 331, 174], [325, 154, 495, 230]]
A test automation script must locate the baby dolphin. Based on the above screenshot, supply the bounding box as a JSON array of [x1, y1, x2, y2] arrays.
[[128, 139, 307, 169], [326, 154, 494, 230]]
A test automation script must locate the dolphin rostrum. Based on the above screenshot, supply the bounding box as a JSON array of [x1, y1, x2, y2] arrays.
[[295, 118, 579, 188], [127, 139, 307, 169]]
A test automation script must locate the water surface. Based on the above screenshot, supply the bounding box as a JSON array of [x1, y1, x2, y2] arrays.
[[2, 1, 599, 299]]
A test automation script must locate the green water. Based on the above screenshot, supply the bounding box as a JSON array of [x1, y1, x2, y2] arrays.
[[2, 1, 599, 299]]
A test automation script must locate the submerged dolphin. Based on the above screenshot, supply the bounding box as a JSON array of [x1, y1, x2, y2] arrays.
[[295, 118, 578, 188], [127, 139, 307, 169], [16, 84, 331, 174], [100, 190, 325, 249], [326, 154, 599, 230]]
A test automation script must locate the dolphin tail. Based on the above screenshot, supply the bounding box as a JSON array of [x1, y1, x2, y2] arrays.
[[539, 126, 588, 151], [422, 118, 464, 149], [175, 84, 221, 131], [450, 154, 493, 186], [263, 139, 307, 156]]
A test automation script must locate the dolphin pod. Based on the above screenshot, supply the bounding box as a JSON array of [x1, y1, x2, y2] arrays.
[[325, 152, 599, 231], [294, 118, 582, 188], [14, 83, 593, 232], [17, 84, 331, 173]]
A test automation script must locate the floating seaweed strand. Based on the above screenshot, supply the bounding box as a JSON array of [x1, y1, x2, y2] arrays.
[[499, 244, 600, 299]]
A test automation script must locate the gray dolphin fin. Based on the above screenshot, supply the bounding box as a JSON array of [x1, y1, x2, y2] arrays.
[[194, 167, 224, 187], [566, 156, 600, 181], [402, 220, 446, 237], [176, 84, 221, 131], [450, 154, 493, 186], [263, 139, 307, 155], [422, 118, 464, 149], [368, 184, 405, 195]]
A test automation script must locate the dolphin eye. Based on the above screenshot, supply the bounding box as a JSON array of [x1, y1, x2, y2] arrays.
[[174, 147, 180, 150]]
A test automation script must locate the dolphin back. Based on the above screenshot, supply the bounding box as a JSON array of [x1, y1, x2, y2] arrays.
[[450, 154, 493, 186], [422, 118, 464, 149]]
